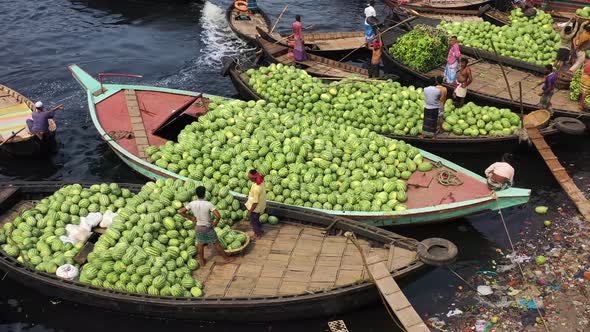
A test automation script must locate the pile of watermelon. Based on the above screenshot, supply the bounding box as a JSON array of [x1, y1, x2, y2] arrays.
[[79, 179, 205, 297], [0, 183, 131, 274], [147, 98, 433, 212]]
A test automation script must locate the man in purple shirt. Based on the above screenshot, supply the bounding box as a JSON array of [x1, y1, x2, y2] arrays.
[[539, 65, 556, 109], [26, 101, 63, 139]]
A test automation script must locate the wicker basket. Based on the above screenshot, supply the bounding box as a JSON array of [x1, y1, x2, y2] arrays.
[[223, 230, 251, 256], [523, 109, 551, 129]]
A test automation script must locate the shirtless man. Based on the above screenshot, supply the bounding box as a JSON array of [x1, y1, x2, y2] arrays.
[[454, 58, 472, 108]]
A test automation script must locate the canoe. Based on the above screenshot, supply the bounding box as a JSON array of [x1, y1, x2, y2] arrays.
[[225, 2, 278, 44], [0, 181, 427, 321], [225, 58, 561, 153], [380, 28, 590, 126], [0, 84, 57, 157], [256, 29, 373, 79], [398, 0, 491, 11], [71, 64, 531, 227]]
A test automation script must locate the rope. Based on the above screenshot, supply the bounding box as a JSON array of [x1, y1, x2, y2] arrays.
[[494, 198, 551, 332], [107, 130, 134, 141], [433, 161, 464, 186]]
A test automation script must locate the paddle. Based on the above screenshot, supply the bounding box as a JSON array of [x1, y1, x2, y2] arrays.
[[0, 127, 26, 147], [271, 24, 316, 45], [490, 40, 514, 102], [269, 4, 288, 35], [337, 16, 418, 63]]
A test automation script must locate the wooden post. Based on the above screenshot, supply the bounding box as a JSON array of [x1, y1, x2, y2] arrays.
[[269, 4, 288, 34], [490, 40, 514, 101], [519, 81, 524, 118]]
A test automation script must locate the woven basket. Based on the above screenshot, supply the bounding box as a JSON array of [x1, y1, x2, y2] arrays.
[[223, 230, 251, 256], [523, 109, 551, 129]]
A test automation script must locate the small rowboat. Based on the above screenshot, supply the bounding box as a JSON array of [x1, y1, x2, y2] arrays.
[[398, 0, 492, 11], [224, 58, 561, 153], [0, 84, 57, 157], [71, 64, 530, 227], [256, 29, 372, 79], [225, 2, 278, 44], [380, 28, 590, 126], [0, 181, 427, 321]]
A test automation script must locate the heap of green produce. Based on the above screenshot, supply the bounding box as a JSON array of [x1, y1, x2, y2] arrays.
[[576, 6, 590, 18], [389, 24, 448, 72], [438, 9, 559, 65], [215, 226, 248, 250], [79, 180, 205, 297], [569, 68, 590, 109], [0, 183, 131, 273], [148, 99, 431, 212], [442, 101, 522, 136], [247, 63, 425, 135]]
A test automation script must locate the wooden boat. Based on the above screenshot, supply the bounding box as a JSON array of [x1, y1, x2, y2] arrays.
[[0, 181, 427, 321], [225, 2, 278, 44], [398, 0, 491, 11], [256, 29, 371, 79], [480, 8, 511, 26], [225, 58, 561, 153], [530, 0, 590, 15], [71, 64, 530, 227], [0, 84, 57, 157], [380, 28, 590, 125]]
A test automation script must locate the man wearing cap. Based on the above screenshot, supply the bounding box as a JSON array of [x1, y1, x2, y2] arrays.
[[26, 101, 63, 139], [367, 35, 383, 78]]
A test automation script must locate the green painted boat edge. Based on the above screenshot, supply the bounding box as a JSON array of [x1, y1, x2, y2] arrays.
[[69, 64, 531, 225]]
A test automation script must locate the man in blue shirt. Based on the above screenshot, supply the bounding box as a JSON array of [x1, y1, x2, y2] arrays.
[[26, 101, 63, 139]]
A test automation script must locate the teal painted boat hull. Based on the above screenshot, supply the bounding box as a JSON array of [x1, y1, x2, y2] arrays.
[[69, 64, 531, 227]]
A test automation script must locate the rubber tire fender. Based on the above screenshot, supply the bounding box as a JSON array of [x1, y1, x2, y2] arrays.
[[554, 117, 586, 135], [417, 237, 458, 267], [234, 0, 248, 12]]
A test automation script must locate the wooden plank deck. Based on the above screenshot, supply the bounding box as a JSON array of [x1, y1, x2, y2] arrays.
[[527, 127, 590, 221], [193, 222, 418, 298], [124, 90, 149, 160], [366, 255, 429, 332]]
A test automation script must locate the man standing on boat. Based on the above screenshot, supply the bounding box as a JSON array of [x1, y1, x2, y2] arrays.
[[178, 186, 234, 267], [422, 84, 442, 138], [539, 64, 557, 109], [554, 20, 576, 71], [434, 75, 447, 129], [570, 24, 590, 73], [245, 169, 267, 240], [367, 36, 383, 78], [444, 36, 461, 84], [454, 58, 472, 108], [485, 154, 515, 191], [26, 101, 63, 140], [292, 15, 308, 62], [364, 1, 377, 42], [247, 0, 259, 13]]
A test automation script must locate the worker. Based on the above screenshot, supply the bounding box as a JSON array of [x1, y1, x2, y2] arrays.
[[570, 23, 590, 73], [444, 36, 461, 84], [364, 1, 377, 42], [434, 75, 448, 128], [539, 64, 557, 109], [422, 83, 442, 138], [292, 15, 308, 62], [367, 36, 383, 78], [578, 55, 590, 111], [178, 186, 234, 266], [554, 20, 576, 70], [485, 154, 515, 191], [26, 101, 63, 140], [245, 169, 267, 240], [247, 0, 259, 13], [454, 58, 472, 108]]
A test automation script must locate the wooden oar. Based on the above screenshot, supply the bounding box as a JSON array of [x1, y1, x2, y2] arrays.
[[0, 127, 26, 147], [337, 16, 418, 63], [271, 24, 316, 45], [269, 4, 288, 34], [490, 41, 514, 102]]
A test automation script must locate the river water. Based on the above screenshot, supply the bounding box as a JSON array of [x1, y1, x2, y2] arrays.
[[1, 0, 589, 331]]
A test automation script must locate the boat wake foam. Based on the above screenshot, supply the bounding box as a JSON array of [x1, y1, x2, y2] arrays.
[[197, 1, 251, 68]]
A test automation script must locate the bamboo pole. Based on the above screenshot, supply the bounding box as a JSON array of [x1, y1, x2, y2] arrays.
[[271, 24, 316, 45], [0, 128, 25, 146], [490, 40, 514, 101], [269, 4, 288, 34], [519, 81, 524, 118]]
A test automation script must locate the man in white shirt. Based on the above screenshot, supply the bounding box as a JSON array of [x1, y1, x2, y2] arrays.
[[364, 1, 377, 42], [485, 154, 515, 191], [365, 1, 376, 24], [178, 186, 233, 266]]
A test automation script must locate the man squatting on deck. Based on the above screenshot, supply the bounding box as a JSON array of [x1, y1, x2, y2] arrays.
[[178, 186, 234, 266], [485, 154, 515, 191]]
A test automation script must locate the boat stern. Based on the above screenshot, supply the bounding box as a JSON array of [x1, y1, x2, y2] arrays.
[[68, 64, 104, 97]]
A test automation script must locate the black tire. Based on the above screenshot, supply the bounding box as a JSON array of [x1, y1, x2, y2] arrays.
[[554, 117, 586, 135], [417, 238, 458, 267]]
